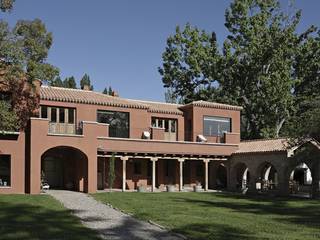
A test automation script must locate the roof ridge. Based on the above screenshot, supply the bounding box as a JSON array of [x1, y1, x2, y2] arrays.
[[241, 137, 288, 143]]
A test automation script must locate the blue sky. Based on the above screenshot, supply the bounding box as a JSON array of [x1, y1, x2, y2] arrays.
[[2, 0, 320, 101]]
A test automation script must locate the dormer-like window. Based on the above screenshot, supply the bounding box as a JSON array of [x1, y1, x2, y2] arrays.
[[203, 116, 231, 137]]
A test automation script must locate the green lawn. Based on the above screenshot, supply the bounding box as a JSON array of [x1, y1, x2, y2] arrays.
[[0, 194, 100, 240], [93, 192, 320, 240]]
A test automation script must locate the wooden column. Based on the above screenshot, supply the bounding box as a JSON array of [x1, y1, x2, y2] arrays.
[[178, 159, 185, 191], [121, 156, 129, 192], [204, 159, 210, 191], [150, 157, 158, 192]]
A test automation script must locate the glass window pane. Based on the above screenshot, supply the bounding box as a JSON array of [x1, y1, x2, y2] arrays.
[[68, 109, 75, 124], [203, 116, 230, 136], [171, 120, 176, 133], [51, 108, 57, 122], [41, 106, 47, 119], [59, 108, 65, 123], [97, 110, 129, 138], [164, 120, 169, 132], [0, 155, 11, 187]]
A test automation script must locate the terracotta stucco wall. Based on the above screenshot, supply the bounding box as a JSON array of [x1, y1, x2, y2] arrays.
[[0, 133, 25, 194]]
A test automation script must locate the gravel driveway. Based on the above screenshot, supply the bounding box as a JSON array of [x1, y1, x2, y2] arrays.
[[48, 190, 184, 240]]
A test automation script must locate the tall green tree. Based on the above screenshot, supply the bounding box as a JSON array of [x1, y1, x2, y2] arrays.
[[102, 86, 113, 95], [50, 76, 63, 87], [63, 76, 77, 89], [159, 0, 317, 140], [159, 23, 221, 103], [0, 16, 58, 130], [80, 73, 93, 90], [0, 0, 14, 12]]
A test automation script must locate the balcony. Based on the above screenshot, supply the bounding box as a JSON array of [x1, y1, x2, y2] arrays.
[[48, 122, 82, 135]]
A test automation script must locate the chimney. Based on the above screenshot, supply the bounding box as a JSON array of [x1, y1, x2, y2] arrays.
[[111, 91, 119, 97], [82, 84, 90, 91]]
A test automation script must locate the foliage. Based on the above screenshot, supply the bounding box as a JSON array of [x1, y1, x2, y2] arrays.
[[159, 23, 221, 103], [0, 0, 14, 12], [108, 153, 116, 190], [50, 76, 63, 87], [0, 100, 18, 131], [159, 0, 319, 139], [103, 86, 113, 95], [63, 76, 77, 89], [94, 192, 320, 240], [0, 14, 58, 129], [80, 73, 93, 90]]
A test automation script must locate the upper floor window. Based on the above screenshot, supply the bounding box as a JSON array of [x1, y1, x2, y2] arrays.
[[97, 110, 129, 138], [152, 118, 177, 141], [203, 116, 231, 137], [40, 106, 75, 124], [0, 155, 11, 187]]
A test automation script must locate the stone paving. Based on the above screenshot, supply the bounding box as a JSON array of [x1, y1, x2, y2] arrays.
[[48, 190, 184, 240]]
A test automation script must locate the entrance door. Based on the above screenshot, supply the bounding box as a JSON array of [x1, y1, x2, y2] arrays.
[[42, 157, 63, 188]]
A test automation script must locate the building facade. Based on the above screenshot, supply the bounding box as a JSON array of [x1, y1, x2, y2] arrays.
[[0, 84, 319, 197]]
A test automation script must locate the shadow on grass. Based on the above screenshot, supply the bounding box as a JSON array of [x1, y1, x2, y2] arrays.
[[0, 197, 100, 240], [175, 192, 320, 228]]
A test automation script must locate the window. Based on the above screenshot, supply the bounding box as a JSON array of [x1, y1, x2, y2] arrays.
[[41, 106, 48, 119], [203, 116, 231, 136], [51, 108, 57, 122], [133, 160, 142, 175], [59, 108, 65, 123], [68, 109, 75, 124], [0, 155, 11, 187], [97, 110, 129, 138]]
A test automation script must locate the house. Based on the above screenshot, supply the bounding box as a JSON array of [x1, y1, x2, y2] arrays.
[[0, 82, 319, 198]]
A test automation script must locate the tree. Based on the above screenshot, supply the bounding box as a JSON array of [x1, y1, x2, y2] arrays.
[[159, 23, 221, 103], [0, 17, 58, 130], [159, 0, 317, 139], [0, 0, 14, 12], [0, 101, 18, 131], [63, 76, 77, 89], [102, 86, 113, 95], [80, 73, 93, 90], [50, 76, 63, 87], [108, 153, 116, 191]]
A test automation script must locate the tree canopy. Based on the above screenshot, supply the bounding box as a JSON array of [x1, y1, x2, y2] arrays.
[[0, 4, 58, 130], [80, 73, 93, 90], [159, 0, 319, 140]]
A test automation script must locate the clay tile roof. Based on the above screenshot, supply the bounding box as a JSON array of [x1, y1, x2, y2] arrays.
[[40, 86, 148, 109], [180, 100, 243, 111], [235, 138, 289, 154], [40, 86, 184, 114]]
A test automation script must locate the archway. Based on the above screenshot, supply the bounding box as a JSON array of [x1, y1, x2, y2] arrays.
[[41, 146, 88, 192], [233, 163, 250, 190], [289, 162, 313, 197], [215, 164, 227, 189], [257, 162, 278, 191]]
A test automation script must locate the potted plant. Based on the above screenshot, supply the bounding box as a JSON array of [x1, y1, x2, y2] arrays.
[[137, 184, 146, 192], [166, 184, 175, 192], [193, 181, 202, 192]]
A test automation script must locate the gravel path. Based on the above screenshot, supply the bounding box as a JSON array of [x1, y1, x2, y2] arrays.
[[48, 190, 184, 240]]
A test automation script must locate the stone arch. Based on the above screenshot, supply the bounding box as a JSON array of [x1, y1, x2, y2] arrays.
[[232, 162, 250, 190], [256, 162, 278, 191], [288, 161, 313, 197], [41, 146, 88, 192]]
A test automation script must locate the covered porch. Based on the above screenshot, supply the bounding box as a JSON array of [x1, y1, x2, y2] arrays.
[[97, 150, 228, 192]]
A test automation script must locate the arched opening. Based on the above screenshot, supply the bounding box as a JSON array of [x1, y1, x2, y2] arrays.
[[234, 163, 250, 190], [41, 146, 88, 192], [289, 162, 312, 197], [258, 162, 278, 191], [215, 164, 227, 189]]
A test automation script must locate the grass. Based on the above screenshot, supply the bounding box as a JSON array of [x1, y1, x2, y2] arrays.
[[93, 192, 320, 240], [0, 194, 100, 240]]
